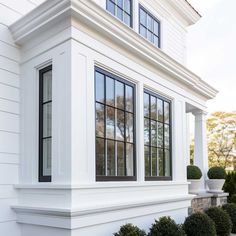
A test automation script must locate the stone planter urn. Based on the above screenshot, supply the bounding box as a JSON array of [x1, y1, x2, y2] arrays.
[[187, 165, 202, 194], [207, 166, 226, 193]]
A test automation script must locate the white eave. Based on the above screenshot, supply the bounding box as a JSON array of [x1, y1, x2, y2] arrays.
[[9, 0, 217, 100]]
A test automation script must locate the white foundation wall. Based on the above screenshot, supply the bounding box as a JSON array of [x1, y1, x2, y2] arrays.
[[0, 1, 45, 235]]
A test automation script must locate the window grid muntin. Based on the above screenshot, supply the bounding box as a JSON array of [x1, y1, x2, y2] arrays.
[[107, 0, 133, 27], [139, 5, 161, 48], [95, 67, 136, 181], [144, 89, 172, 181]]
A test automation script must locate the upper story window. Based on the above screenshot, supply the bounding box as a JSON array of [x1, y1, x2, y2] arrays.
[[107, 0, 132, 27], [95, 67, 136, 181], [39, 65, 52, 182], [139, 5, 161, 48], [144, 90, 171, 180]]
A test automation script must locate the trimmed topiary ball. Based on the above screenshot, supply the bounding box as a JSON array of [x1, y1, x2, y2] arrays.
[[222, 203, 236, 233], [183, 212, 216, 236], [187, 165, 202, 179], [114, 223, 146, 236], [148, 216, 186, 236], [208, 167, 226, 179], [205, 207, 232, 236]]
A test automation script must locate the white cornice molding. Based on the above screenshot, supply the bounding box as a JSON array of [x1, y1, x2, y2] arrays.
[[9, 0, 217, 100]]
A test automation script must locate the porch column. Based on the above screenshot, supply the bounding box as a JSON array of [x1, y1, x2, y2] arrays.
[[193, 110, 208, 192]]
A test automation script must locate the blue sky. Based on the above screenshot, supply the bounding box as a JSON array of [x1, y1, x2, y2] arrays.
[[187, 0, 236, 113]]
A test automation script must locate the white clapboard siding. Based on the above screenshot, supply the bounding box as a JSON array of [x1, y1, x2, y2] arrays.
[[0, 98, 19, 114], [0, 164, 18, 185], [0, 198, 18, 222], [0, 56, 19, 74], [0, 24, 16, 46], [0, 41, 20, 62], [0, 111, 19, 133], [0, 153, 19, 165], [0, 4, 22, 26], [0, 83, 19, 102], [0, 221, 21, 236], [0, 185, 17, 199], [0, 69, 19, 87]]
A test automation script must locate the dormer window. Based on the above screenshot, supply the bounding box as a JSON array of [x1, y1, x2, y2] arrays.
[[139, 5, 161, 48], [107, 0, 132, 27]]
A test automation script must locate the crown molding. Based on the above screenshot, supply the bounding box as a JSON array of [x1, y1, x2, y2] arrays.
[[9, 0, 217, 100]]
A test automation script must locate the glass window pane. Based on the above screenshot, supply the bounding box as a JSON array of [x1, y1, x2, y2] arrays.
[[43, 138, 51, 176], [124, 0, 131, 14], [140, 25, 147, 38], [157, 99, 163, 122], [154, 21, 159, 36], [43, 70, 52, 102], [147, 15, 153, 30], [117, 141, 125, 176], [124, 13, 131, 26], [147, 30, 153, 42], [154, 35, 159, 47], [117, 0, 123, 8], [107, 140, 115, 176], [152, 147, 157, 176], [158, 148, 164, 176], [157, 122, 163, 147], [96, 138, 105, 175], [164, 102, 170, 123], [117, 7, 123, 21], [126, 143, 133, 176], [144, 118, 150, 146], [107, 0, 115, 15], [151, 120, 157, 147], [96, 103, 105, 138], [165, 149, 171, 177], [145, 146, 150, 177], [43, 103, 52, 138], [165, 124, 170, 149], [116, 109, 125, 141], [140, 8, 147, 26], [144, 93, 149, 117], [125, 85, 133, 112], [106, 107, 115, 139], [106, 77, 115, 106], [115, 81, 124, 109], [151, 96, 157, 120], [95, 72, 105, 103], [126, 113, 133, 143]]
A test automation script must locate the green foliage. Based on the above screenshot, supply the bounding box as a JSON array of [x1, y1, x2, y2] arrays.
[[148, 217, 186, 236], [187, 165, 202, 179], [208, 167, 226, 179], [183, 212, 216, 236], [223, 171, 236, 202], [222, 203, 236, 233], [114, 223, 146, 236], [205, 207, 232, 236]]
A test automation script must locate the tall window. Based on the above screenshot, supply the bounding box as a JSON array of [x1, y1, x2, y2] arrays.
[[39, 65, 52, 182], [95, 67, 136, 181], [144, 90, 171, 180], [139, 5, 161, 48], [107, 0, 132, 27]]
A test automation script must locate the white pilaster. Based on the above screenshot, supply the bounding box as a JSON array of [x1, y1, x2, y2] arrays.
[[186, 113, 191, 166]]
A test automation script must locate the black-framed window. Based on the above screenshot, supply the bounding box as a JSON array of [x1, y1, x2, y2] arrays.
[[139, 5, 161, 48], [144, 90, 171, 180], [95, 67, 136, 181], [106, 0, 133, 27], [39, 65, 52, 182]]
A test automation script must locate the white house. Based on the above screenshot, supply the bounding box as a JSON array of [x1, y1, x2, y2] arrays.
[[0, 0, 218, 235]]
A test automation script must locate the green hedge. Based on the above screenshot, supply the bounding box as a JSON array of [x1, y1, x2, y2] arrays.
[[208, 167, 226, 179], [223, 171, 236, 202], [187, 165, 202, 179]]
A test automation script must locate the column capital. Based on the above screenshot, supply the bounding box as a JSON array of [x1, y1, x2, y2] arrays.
[[192, 109, 208, 117]]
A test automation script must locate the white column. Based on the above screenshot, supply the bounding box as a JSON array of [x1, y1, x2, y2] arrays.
[[193, 110, 208, 192], [186, 113, 191, 166]]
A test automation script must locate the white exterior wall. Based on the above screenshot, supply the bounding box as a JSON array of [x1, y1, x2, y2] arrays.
[[0, 1, 45, 235]]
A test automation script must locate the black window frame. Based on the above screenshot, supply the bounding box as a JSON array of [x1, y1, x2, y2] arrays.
[[95, 67, 136, 182], [139, 4, 161, 48], [144, 89, 172, 181], [39, 65, 52, 182], [106, 0, 133, 28]]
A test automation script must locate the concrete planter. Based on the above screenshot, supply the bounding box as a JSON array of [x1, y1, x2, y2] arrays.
[[206, 179, 225, 193], [188, 179, 201, 194]]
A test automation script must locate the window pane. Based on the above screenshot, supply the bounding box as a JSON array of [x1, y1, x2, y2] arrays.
[[43, 70, 52, 102], [164, 102, 170, 123], [157, 99, 163, 122], [144, 93, 149, 117], [117, 0, 123, 8], [152, 147, 157, 176], [158, 148, 164, 176], [43, 138, 51, 176], [154, 35, 159, 47], [126, 143, 133, 176], [151, 96, 157, 120], [107, 140, 115, 176], [165, 149, 171, 176], [125, 85, 133, 112], [126, 113, 133, 142], [124, 0, 131, 14], [96, 138, 105, 175], [106, 107, 115, 139], [145, 146, 150, 176], [116, 109, 125, 141], [147, 30, 153, 42], [96, 103, 105, 138], [115, 81, 124, 109], [151, 120, 157, 147], [154, 21, 159, 36], [140, 25, 147, 38], [43, 103, 52, 138], [157, 122, 163, 147], [117, 141, 125, 176], [124, 13, 131, 26], [164, 124, 170, 149], [140, 8, 147, 25], [95, 72, 105, 103], [107, 0, 115, 15], [106, 77, 115, 106], [144, 118, 149, 145], [147, 15, 153, 30], [117, 7, 123, 21]]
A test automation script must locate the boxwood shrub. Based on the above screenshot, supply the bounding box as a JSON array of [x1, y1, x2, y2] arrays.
[[205, 207, 232, 236], [223, 172, 236, 202], [148, 216, 186, 236], [183, 212, 216, 236], [222, 203, 236, 233], [114, 223, 146, 236], [187, 165, 202, 180], [207, 167, 226, 179]]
